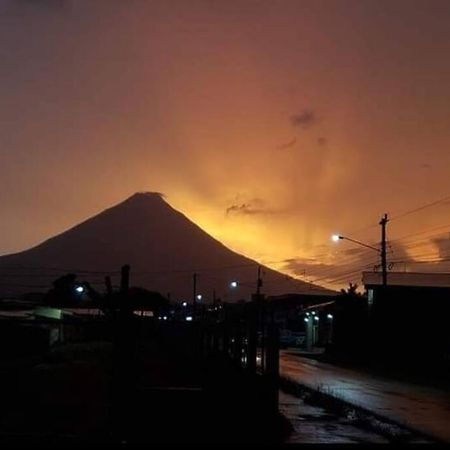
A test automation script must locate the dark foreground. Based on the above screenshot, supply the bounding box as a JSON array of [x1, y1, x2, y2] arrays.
[[0, 318, 290, 447]]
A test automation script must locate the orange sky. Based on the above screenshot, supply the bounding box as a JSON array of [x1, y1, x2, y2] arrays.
[[1, 0, 450, 289]]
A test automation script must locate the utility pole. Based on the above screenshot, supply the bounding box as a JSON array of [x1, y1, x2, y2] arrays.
[[255, 265, 264, 372], [120, 264, 130, 294], [105, 276, 113, 296], [256, 265, 262, 298], [379, 214, 389, 287], [193, 272, 198, 317]]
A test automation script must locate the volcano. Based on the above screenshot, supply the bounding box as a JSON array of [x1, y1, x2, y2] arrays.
[[0, 192, 333, 300]]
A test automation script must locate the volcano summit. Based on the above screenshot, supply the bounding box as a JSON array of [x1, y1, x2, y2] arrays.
[[0, 193, 332, 300]]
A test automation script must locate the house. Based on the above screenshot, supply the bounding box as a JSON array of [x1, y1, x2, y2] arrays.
[[362, 271, 450, 368]]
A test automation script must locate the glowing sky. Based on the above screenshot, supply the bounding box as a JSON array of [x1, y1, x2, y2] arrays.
[[1, 0, 450, 289]]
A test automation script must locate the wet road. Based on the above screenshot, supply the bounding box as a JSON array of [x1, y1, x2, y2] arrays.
[[279, 390, 391, 444], [280, 351, 450, 443]]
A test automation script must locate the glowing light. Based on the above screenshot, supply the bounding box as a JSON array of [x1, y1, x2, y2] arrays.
[[304, 318, 309, 322], [196, 294, 202, 301], [314, 316, 319, 321], [163, 316, 167, 320], [186, 316, 193, 321], [182, 301, 187, 307], [331, 234, 341, 242], [230, 280, 239, 288], [327, 314, 333, 319], [75, 285, 84, 294]]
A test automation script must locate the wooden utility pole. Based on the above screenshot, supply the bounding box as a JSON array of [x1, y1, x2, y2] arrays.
[[192, 272, 198, 317], [120, 264, 130, 294], [105, 276, 113, 296], [112, 264, 132, 441], [379, 214, 389, 287], [266, 323, 279, 415], [256, 265, 262, 297], [255, 265, 265, 372]]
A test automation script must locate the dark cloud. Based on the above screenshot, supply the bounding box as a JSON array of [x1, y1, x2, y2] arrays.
[[226, 198, 279, 216], [226, 203, 274, 216], [277, 137, 297, 150], [431, 236, 450, 259], [283, 257, 335, 277], [290, 109, 317, 129]]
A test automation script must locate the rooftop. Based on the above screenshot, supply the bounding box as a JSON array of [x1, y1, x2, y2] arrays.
[[362, 271, 450, 289]]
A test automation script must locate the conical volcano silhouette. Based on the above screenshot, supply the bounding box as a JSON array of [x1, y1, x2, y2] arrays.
[[0, 192, 333, 300]]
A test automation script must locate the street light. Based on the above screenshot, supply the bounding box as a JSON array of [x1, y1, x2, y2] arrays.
[[326, 314, 333, 344], [74, 285, 84, 302], [332, 214, 389, 288], [196, 294, 202, 301], [230, 280, 239, 289], [331, 234, 380, 253]]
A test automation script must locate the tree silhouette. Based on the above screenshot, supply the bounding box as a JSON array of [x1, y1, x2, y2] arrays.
[[44, 273, 80, 306]]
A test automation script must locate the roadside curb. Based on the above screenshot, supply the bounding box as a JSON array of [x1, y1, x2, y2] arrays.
[[279, 374, 445, 444]]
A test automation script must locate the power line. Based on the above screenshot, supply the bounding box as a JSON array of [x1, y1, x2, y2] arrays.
[[390, 194, 450, 222], [295, 255, 379, 280], [390, 223, 450, 243], [306, 261, 378, 285]]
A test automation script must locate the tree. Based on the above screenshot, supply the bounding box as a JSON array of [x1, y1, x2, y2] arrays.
[[44, 273, 80, 306], [340, 282, 364, 297]]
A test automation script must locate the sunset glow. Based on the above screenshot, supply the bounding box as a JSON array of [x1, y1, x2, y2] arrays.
[[1, 0, 450, 290]]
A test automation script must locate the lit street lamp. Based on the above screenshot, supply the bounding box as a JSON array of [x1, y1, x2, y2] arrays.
[[326, 313, 334, 344], [331, 214, 389, 288], [331, 234, 380, 253], [74, 284, 85, 301]]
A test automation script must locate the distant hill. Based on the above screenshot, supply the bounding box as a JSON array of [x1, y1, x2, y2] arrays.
[[0, 192, 335, 301]]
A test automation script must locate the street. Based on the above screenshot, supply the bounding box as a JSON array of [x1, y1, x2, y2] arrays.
[[280, 351, 450, 443]]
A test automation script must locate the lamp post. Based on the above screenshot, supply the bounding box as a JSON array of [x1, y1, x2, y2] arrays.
[[326, 314, 333, 344], [331, 234, 379, 253], [332, 214, 389, 288]]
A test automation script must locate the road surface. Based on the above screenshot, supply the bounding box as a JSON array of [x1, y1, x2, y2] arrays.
[[280, 351, 450, 443]]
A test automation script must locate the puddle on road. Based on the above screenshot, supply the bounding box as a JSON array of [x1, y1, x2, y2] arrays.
[[279, 390, 389, 444], [279, 390, 433, 444]]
